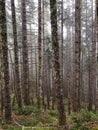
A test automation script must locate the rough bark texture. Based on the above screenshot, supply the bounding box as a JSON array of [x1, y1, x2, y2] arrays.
[[21, 0, 29, 105], [96, 0, 98, 108], [74, 0, 81, 112], [0, 0, 11, 120], [50, 0, 66, 125], [42, 1, 45, 109], [88, 0, 96, 111], [59, 0, 64, 98], [37, 0, 42, 109], [0, 46, 4, 116], [11, 0, 22, 108]]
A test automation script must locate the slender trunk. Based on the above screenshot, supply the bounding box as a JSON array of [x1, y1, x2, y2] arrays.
[[21, 0, 29, 105], [37, 0, 42, 109], [42, 0, 45, 108], [88, 0, 94, 111], [11, 0, 22, 108]]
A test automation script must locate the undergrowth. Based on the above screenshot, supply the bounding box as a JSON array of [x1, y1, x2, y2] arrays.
[[1, 105, 98, 130], [71, 110, 98, 130]]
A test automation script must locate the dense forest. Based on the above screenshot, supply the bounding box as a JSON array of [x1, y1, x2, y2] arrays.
[[0, 0, 98, 129]]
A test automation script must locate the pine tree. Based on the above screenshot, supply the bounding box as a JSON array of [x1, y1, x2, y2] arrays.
[[74, 0, 81, 112], [11, 0, 22, 108], [21, 0, 29, 105], [0, 0, 11, 120], [50, 0, 66, 125], [37, 0, 42, 109]]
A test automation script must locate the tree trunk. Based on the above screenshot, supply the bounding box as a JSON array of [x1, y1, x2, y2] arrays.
[[74, 0, 81, 112], [11, 0, 22, 108], [21, 0, 29, 105], [0, 0, 11, 120], [50, 0, 66, 125], [37, 0, 42, 109]]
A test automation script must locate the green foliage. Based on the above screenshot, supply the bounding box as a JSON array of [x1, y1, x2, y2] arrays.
[[24, 128, 55, 130], [21, 119, 39, 126], [12, 105, 58, 128], [48, 110, 57, 117], [71, 126, 90, 130], [13, 106, 33, 115], [81, 110, 92, 122], [71, 110, 98, 130], [2, 125, 21, 130]]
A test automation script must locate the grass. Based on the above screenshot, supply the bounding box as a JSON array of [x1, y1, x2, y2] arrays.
[[71, 109, 98, 130], [2, 125, 21, 130], [1, 105, 58, 130], [1, 104, 98, 130]]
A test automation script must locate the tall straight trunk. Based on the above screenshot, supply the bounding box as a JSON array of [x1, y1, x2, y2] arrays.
[[42, 0, 45, 108], [0, 0, 11, 120], [74, 0, 81, 112], [0, 49, 4, 116], [50, 0, 66, 125], [88, 0, 94, 111], [60, 0, 64, 97], [21, 0, 29, 105], [66, 25, 72, 115], [94, 0, 98, 110], [37, 0, 42, 109], [85, 0, 88, 104], [46, 55, 51, 109], [11, 0, 22, 108], [35, 44, 38, 99], [95, 0, 98, 109]]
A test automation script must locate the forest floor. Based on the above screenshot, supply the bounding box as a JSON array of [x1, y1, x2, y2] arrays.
[[0, 104, 98, 130]]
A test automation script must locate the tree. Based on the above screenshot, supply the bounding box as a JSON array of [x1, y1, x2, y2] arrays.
[[11, 0, 22, 108], [0, 0, 11, 120], [50, 0, 66, 125], [37, 0, 42, 109], [74, 0, 81, 112], [21, 0, 29, 105], [88, 0, 96, 111]]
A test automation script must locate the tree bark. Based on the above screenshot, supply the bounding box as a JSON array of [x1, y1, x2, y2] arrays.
[[50, 0, 66, 125], [0, 0, 11, 120], [21, 0, 29, 105], [11, 0, 22, 108], [37, 0, 42, 109], [74, 0, 81, 112]]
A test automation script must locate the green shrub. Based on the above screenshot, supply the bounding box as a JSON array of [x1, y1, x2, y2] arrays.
[[81, 110, 91, 122], [2, 125, 21, 130], [21, 119, 39, 126], [48, 110, 57, 117], [17, 106, 33, 115]]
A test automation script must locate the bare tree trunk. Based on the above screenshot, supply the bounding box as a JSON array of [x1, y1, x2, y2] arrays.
[[37, 0, 42, 109], [74, 0, 81, 112], [42, 0, 45, 108], [95, 0, 98, 109], [21, 0, 29, 105], [0, 0, 11, 120], [0, 51, 4, 117], [11, 0, 22, 108], [88, 0, 94, 111], [50, 0, 66, 125]]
